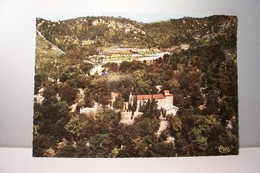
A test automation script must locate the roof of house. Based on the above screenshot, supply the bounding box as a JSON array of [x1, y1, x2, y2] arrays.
[[133, 94, 165, 100]]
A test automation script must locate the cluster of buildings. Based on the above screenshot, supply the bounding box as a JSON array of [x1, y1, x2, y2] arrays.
[[129, 90, 179, 116]]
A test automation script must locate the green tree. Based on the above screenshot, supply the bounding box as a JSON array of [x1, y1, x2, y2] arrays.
[[113, 94, 124, 110], [205, 90, 219, 115], [131, 95, 138, 118], [141, 99, 160, 118], [84, 88, 95, 107], [65, 116, 82, 137], [60, 66, 81, 82], [80, 63, 94, 74], [59, 82, 78, 105], [169, 116, 182, 134], [34, 74, 47, 94], [91, 77, 111, 105], [104, 62, 119, 73], [42, 82, 59, 103]]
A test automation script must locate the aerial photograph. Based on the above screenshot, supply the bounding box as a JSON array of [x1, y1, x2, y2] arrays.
[[33, 14, 238, 157]]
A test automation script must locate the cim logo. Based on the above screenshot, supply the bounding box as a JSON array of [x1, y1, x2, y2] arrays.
[[218, 145, 235, 154]]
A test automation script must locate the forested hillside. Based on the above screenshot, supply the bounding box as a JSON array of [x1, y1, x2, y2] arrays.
[[34, 15, 238, 157], [36, 15, 236, 51]]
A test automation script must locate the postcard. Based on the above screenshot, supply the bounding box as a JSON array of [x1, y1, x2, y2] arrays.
[[33, 14, 238, 157]]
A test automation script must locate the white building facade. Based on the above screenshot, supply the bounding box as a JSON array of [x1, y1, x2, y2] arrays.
[[129, 90, 179, 116]]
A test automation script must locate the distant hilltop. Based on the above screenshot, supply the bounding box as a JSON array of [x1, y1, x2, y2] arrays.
[[36, 15, 237, 53]]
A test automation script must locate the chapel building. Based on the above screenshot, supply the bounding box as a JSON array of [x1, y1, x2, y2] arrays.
[[129, 90, 179, 116]]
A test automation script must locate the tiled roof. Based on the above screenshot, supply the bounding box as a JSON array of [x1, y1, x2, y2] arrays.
[[133, 94, 164, 100]]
